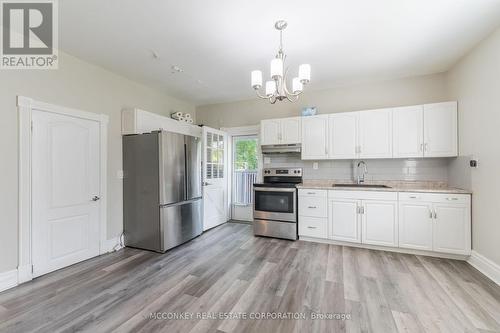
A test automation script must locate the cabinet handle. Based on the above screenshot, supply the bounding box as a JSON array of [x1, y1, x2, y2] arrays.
[[424, 143, 428, 151], [433, 211, 437, 219], [307, 192, 316, 195], [308, 206, 317, 209], [307, 226, 317, 229], [429, 210, 433, 219], [409, 196, 418, 199], [420, 143, 424, 152], [446, 197, 459, 201]]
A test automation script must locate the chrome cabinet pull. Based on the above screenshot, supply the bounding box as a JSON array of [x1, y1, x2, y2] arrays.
[[307, 192, 316, 195], [307, 226, 317, 229], [446, 197, 459, 201], [433, 211, 437, 219], [409, 196, 418, 199], [429, 210, 433, 219], [308, 206, 317, 209], [424, 143, 428, 151]]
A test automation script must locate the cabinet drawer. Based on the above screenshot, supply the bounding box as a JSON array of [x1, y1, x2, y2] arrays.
[[399, 192, 470, 204], [299, 196, 328, 217], [298, 189, 328, 197], [299, 216, 328, 239]]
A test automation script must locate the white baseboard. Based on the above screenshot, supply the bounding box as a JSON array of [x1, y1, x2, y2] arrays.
[[17, 265, 32, 284], [0, 269, 18, 293], [468, 250, 500, 286], [100, 236, 124, 254]]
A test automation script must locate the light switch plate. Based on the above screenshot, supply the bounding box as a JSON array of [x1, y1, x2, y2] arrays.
[[313, 162, 319, 170], [117, 170, 124, 179]]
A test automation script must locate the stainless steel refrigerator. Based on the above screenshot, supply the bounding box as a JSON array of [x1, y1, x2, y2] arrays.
[[123, 130, 203, 253]]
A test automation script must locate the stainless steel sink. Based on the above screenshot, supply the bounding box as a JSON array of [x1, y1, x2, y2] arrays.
[[332, 184, 391, 188]]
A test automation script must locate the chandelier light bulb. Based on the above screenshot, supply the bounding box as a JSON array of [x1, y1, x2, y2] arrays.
[[270, 58, 283, 79], [298, 64, 311, 84], [265, 81, 276, 96], [292, 77, 303, 93], [251, 70, 263, 89]]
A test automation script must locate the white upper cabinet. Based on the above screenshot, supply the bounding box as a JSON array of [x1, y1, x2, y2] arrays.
[[328, 113, 358, 159], [260, 119, 281, 145], [358, 109, 393, 158], [260, 117, 301, 145], [393, 105, 424, 158], [302, 115, 329, 160], [281, 117, 302, 144], [423, 102, 458, 157]]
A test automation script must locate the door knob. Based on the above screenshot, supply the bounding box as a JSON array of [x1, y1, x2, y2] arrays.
[[92, 196, 100, 201]]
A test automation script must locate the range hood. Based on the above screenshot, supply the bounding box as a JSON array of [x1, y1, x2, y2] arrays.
[[261, 144, 301, 154]]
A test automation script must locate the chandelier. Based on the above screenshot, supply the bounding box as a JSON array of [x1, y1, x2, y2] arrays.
[[251, 20, 311, 104]]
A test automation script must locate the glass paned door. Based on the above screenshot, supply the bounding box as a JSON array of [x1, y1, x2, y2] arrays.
[[231, 135, 258, 222]]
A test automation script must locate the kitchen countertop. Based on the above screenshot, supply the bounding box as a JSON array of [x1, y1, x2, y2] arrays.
[[296, 180, 472, 194]]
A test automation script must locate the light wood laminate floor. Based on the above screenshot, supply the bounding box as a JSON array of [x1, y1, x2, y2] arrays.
[[1, 222, 500, 333]]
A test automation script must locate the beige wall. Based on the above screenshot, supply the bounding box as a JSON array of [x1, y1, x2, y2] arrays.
[[0, 52, 195, 273], [446, 27, 500, 267], [196, 73, 449, 128]]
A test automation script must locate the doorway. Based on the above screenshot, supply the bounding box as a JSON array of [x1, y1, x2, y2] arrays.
[[231, 135, 258, 221]]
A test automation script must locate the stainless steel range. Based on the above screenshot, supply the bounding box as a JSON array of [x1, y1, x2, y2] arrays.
[[253, 168, 302, 240]]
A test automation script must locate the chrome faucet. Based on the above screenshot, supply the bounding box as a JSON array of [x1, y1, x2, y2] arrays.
[[356, 161, 368, 184]]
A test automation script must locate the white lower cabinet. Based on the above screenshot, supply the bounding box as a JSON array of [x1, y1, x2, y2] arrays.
[[361, 200, 398, 247], [399, 201, 434, 251], [329, 199, 360, 243], [432, 203, 470, 255], [299, 190, 471, 257], [398, 193, 471, 255], [328, 191, 398, 246]]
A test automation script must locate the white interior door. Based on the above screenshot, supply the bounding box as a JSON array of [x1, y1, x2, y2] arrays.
[[32, 110, 101, 277], [202, 126, 228, 230]]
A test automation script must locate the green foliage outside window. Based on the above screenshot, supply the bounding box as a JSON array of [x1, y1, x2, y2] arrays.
[[234, 139, 258, 171]]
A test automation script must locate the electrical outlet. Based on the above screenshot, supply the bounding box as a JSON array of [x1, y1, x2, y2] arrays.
[[313, 162, 319, 170], [470, 159, 478, 168], [117, 170, 124, 179]]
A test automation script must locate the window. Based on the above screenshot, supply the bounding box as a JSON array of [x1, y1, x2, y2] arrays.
[[206, 132, 224, 180]]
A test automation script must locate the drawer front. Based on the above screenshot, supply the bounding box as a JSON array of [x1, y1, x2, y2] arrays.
[[298, 189, 328, 198], [329, 190, 397, 201], [299, 196, 328, 217], [399, 192, 470, 204], [299, 216, 328, 239]]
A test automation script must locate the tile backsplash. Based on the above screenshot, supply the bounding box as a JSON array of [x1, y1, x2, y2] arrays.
[[264, 154, 451, 182]]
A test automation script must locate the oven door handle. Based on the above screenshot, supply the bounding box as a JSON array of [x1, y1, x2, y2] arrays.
[[254, 187, 297, 193]]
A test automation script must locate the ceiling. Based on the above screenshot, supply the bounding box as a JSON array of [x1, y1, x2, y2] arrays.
[[59, 0, 500, 105]]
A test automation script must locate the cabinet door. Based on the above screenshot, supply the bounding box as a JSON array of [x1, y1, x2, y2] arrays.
[[398, 201, 433, 251], [433, 204, 471, 255], [358, 109, 393, 158], [281, 117, 301, 144], [361, 200, 398, 247], [260, 119, 281, 145], [301, 115, 328, 160], [329, 199, 361, 243], [328, 112, 358, 159], [423, 102, 457, 157], [393, 106, 424, 158]]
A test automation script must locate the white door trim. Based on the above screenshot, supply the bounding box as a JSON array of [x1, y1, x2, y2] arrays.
[[17, 96, 109, 284]]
